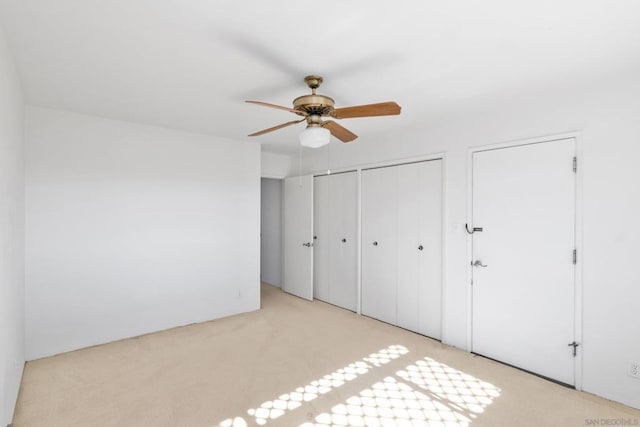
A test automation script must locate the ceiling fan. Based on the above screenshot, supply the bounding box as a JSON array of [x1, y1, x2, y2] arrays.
[[246, 75, 401, 148]]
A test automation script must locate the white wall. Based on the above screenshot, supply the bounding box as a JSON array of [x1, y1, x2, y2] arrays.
[[0, 25, 25, 426], [261, 151, 292, 178], [300, 72, 640, 409], [25, 107, 261, 360], [260, 178, 282, 287]]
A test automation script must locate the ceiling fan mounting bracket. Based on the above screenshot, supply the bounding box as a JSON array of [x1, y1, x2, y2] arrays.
[[304, 75, 323, 90]]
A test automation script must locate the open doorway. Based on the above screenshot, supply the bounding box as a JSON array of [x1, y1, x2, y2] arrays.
[[260, 178, 283, 288]]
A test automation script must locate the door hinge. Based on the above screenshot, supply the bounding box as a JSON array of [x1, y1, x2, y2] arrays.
[[568, 341, 580, 357], [573, 249, 577, 264], [573, 156, 577, 173]]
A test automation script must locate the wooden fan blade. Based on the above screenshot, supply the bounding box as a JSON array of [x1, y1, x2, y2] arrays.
[[245, 100, 307, 115], [332, 101, 401, 119], [248, 119, 305, 137], [323, 121, 358, 143]]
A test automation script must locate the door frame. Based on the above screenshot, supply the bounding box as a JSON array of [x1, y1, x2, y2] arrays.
[[466, 131, 584, 390]]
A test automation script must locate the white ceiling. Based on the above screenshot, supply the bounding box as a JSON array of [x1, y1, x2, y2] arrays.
[[1, 0, 639, 154]]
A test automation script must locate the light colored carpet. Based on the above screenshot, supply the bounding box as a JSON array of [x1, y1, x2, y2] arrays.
[[13, 283, 640, 427]]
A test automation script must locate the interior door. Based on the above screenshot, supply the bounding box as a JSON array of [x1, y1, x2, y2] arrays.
[[361, 166, 397, 325], [283, 175, 314, 301], [329, 171, 358, 311], [313, 175, 330, 302], [472, 139, 576, 385]]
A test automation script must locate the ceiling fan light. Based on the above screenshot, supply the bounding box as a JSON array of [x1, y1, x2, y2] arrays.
[[299, 126, 330, 148]]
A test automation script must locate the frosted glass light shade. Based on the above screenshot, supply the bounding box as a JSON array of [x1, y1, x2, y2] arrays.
[[299, 126, 330, 148]]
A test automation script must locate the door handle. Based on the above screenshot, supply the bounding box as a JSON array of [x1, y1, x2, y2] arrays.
[[341, 238, 347, 243], [418, 245, 423, 251], [472, 260, 488, 267], [302, 242, 312, 247], [372, 241, 378, 246]]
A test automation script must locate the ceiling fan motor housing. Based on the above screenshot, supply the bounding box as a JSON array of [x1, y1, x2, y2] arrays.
[[293, 94, 335, 116]]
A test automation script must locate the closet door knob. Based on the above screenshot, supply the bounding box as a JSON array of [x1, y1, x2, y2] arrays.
[[373, 241, 378, 246], [418, 245, 424, 251], [342, 238, 347, 243]]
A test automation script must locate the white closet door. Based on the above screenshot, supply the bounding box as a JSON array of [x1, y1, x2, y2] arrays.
[[396, 160, 442, 338], [361, 166, 397, 325], [396, 163, 421, 332], [283, 175, 314, 301], [313, 175, 330, 303], [328, 172, 357, 311], [417, 160, 443, 339]]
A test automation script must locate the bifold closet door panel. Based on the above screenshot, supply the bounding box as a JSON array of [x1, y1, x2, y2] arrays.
[[361, 167, 397, 325], [328, 172, 357, 311], [313, 175, 330, 302], [397, 160, 443, 338], [396, 162, 421, 332], [417, 160, 443, 339]]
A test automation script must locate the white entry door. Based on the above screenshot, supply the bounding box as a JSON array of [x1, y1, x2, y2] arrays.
[[472, 138, 576, 385], [283, 175, 314, 301]]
